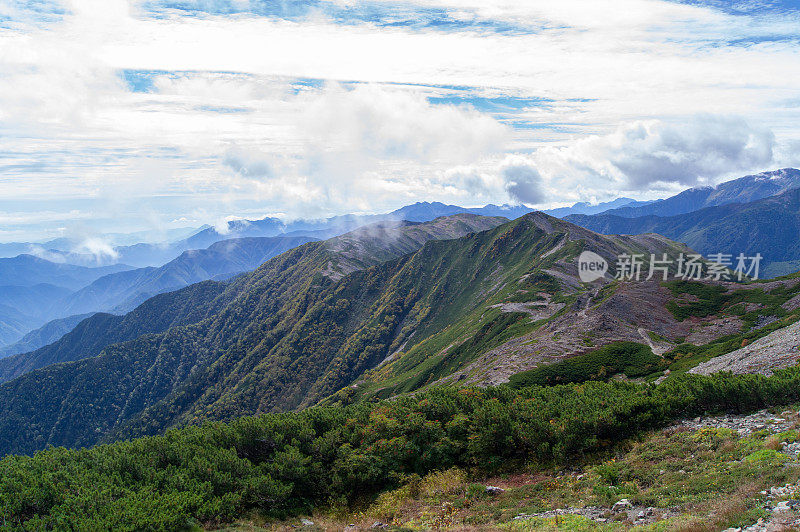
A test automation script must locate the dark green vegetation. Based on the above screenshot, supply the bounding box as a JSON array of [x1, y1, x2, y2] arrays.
[[356, 415, 798, 530], [567, 186, 800, 277], [664, 280, 734, 320], [0, 214, 508, 456], [4, 369, 800, 530], [507, 341, 660, 387]]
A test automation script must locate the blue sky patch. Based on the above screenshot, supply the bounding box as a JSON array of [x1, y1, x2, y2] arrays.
[[670, 0, 800, 16], [138, 0, 538, 34], [0, 0, 65, 28]]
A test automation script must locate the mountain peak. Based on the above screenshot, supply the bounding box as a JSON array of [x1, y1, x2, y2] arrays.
[[755, 167, 800, 180], [595, 167, 800, 220]]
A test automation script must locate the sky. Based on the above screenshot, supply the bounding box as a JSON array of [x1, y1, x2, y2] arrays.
[[1, 0, 800, 243]]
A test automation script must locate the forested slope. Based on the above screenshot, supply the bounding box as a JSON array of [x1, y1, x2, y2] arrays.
[[0, 215, 505, 455]]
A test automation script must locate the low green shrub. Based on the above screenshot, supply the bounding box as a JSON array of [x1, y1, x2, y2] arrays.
[[506, 341, 660, 387], [4, 368, 800, 529]]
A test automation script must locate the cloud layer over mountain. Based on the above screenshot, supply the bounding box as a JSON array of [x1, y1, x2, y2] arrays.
[[1, 0, 799, 241]]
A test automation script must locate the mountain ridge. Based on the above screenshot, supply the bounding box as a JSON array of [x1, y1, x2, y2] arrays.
[[599, 167, 800, 218], [58, 235, 319, 317], [0, 214, 505, 390], [0, 213, 702, 456]]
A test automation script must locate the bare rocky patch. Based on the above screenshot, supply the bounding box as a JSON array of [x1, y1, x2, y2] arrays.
[[686, 315, 745, 344], [690, 320, 800, 376]]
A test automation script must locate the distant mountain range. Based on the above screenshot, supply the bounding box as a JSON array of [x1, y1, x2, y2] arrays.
[[0, 284, 72, 346], [57, 235, 318, 318], [98, 165, 800, 269], [0, 198, 645, 267], [3, 167, 797, 271], [0, 226, 205, 264], [542, 197, 650, 218], [567, 187, 800, 278], [108, 203, 520, 267], [0, 256, 132, 290], [0, 235, 318, 355], [0, 313, 95, 360], [597, 168, 800, 218], [0, 258, 133, 347]]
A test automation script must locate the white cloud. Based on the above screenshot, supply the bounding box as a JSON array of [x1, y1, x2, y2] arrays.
[[442, 164, 497, 198], [222, 147, 274, 179], [213, 215, 247, 235], [500, 155, 547, 205], [1, 0, 799, 240], [438, 115, 779, 205], [190, 82, 513, 215], [73, 237, 120, 261], [534, 116, 776, 192], [300, 83, 508, 163], [281, 83, 511, 211]]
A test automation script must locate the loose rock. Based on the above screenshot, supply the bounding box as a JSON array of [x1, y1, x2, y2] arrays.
[[611, 499, 633, 513], [485, 485, 505, 495]]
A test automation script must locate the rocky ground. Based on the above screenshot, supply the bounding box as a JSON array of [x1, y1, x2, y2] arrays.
[[685, 315, 745, 345], [511, 498, 680, 527], [436, 275, 757, 388], [500, 409, 800, 531], [690, 320, 800, 376]]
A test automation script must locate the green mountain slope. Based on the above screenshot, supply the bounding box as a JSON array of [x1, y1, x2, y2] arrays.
[[0, 215, 505, 388], [0, 215, 506, 455], [106, 214, 688, 444], [0, 280, 231, 385], [1, 212, 796, 458]]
